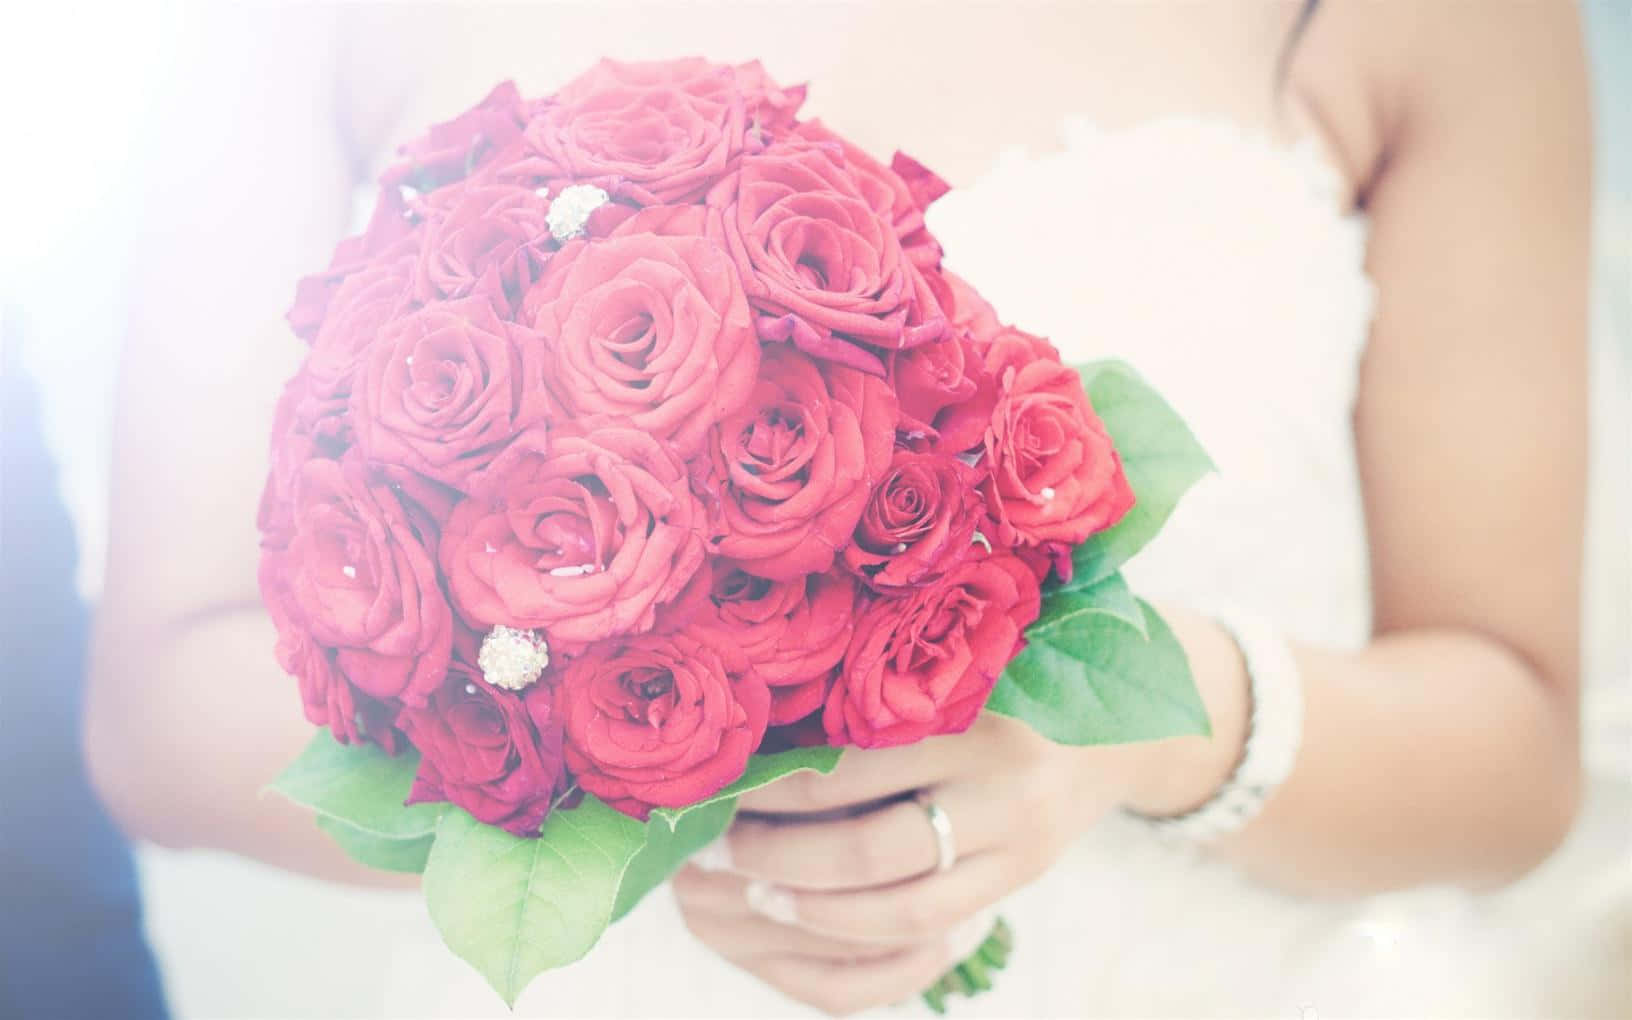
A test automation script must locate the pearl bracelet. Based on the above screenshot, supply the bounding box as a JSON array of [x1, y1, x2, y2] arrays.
[[1134, 608, 1305, 843]]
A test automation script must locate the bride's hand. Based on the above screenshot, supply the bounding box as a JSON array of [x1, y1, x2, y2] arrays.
[[670, 712, 1159, 1015]]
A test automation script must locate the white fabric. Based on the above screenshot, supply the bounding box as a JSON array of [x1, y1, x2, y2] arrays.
[[136, 117, 1632, 1018]]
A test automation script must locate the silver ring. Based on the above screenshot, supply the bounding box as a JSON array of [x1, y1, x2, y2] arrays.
[[914, 790, 957, 874]]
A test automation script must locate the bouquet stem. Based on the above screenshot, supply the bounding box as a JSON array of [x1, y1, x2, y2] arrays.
[[920, 916, 1012, 1014]]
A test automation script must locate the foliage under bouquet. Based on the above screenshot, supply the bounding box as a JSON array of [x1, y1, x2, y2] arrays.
[[259, 57, 1211, 1010]]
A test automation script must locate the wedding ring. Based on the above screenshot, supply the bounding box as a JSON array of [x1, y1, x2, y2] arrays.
[[914, 790, 957, 874]]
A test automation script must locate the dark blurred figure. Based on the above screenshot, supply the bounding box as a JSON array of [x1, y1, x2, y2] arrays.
[[1, 312, 168, 1018]]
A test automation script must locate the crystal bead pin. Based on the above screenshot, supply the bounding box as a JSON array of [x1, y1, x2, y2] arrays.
[[546, 184, 610, 242], [477, 625, 551, 692]]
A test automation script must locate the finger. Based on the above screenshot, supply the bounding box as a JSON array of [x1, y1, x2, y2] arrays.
[[752, 942, 955, 1017], [672, 865, 923, 960], [724, 782, 997, 891], [773, 851, 1021, 941], [677, 905, 924, 964], [737, 734, 977, 815]]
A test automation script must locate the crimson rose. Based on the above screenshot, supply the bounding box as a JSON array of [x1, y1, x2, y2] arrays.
[[843, 450, 985, 594], [440, 428, 707, 648], [824, 554, 1041, 749], [708, 344, 897, 580], [526, 58, 800, 206], [551, 628, 770, 819], [695, 565, 860, 725], [707, 141, 946, 369], [522, 230, 757, 455], [262, 454, 452, 708], [400, 659, 566, 837], [980, 329, 1136, 547], [352, 295, 549, 491]]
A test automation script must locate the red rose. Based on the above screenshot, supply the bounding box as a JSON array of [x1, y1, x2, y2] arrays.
[[981, 330, 1135, 546], [287, 189, 417, 343], [351, 296, 548, 491], [522, 230, 757, 455], [696, 565, 860, 724], [265, 454, 453, 707], [400, 659, 566, 837], [890, 332, 996, 454], [552, 628, 770, 819], [794, 121, 947, 271], [708, 344, 897, 580], [440, 428, 707, 648], [938, 270, 1004, 348], [842, 451, 985, 594], [382, 80, 530, 193], [306, 256, 416, 413], [411, 184, 552, 305], [824, 554, 1040, 749], [707, 142, 946, 368], [525, 58, 796, 205]]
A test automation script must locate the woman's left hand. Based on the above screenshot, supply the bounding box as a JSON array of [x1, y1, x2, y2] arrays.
[[669, 712, 1151, 1014]]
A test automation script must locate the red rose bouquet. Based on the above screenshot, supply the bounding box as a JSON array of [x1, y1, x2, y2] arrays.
[[263, 58, 1211, 1011]]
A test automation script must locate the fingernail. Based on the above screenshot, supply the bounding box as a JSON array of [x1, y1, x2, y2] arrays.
[[745, 879, 798, 925], [944, 907, 998, 963], [691, 835, 733, 873]]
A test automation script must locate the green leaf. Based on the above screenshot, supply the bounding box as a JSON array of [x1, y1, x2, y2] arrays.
[[652, 746, 842, 827], [987, 599, 1209, 745], [270, 730, 443, 839], [1034, 571, 1145, 637], [315, 815, 434, 874], [1067, 361, 1212, 589], [422, 797, 648, 1007], [611, 797, 738, 922]]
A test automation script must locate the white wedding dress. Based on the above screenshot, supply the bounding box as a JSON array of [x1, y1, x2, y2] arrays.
[[134, 118, 1632, 1018]]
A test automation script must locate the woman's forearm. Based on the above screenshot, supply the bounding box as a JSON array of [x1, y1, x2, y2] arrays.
[[1123, 605, 1580, 896], [86, 605, 415, 889]]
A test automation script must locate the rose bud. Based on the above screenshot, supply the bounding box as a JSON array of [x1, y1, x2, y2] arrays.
[[979, 329, 1136, 547], [399, 660, 567, 838], [552, 628, 770, 819], [842, 451, 986, 594], [440, 428, 707, 649], [708, 344, 897, 581], [824, 554, 1041, 749], [522, 230, 757, 456]]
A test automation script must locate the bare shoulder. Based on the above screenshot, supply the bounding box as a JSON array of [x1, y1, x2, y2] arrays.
[[1285, 0, 1588, 202]]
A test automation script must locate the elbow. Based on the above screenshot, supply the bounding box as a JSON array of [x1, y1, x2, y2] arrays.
[[1472, 698, 1583, 891], [83, 640, 198, 851]]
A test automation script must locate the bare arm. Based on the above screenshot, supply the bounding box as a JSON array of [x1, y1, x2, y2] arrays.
[[83, 7, 404, 884], [1128, 0, 1591, 892]]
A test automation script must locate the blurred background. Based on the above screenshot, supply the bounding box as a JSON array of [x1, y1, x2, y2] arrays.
[[1, 2, 1626, 1017]]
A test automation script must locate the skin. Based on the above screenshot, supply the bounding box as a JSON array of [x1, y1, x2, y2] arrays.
[[84, 2, 1590, 1014]]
